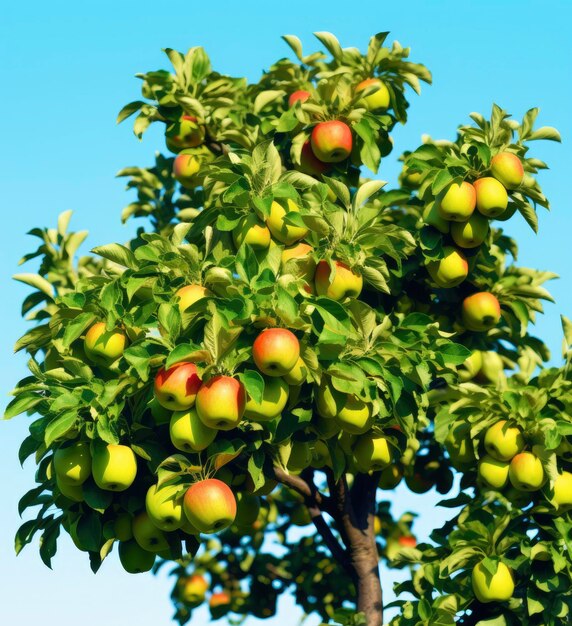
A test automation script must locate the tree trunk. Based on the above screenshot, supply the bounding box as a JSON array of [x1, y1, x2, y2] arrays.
[[350, 528, 383, 625]]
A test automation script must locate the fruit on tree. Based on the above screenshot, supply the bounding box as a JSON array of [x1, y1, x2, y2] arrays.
[[209, 591, 232, 609], [509, 452, 545, 491], [234, 492, 261, 527], [490, 152, 524, 189], [433, 594, 458, 613], [478, 455, 510, 489], [166, 115, 205, 151], [310, 120, 353, 163], [118, 540, 156, 574], [84, 322, 127, 365], [53, 442, 92, 486], [450, 213, 489, 248], [266, 199, 308, 245], [56, 476, 84, 502], [145, 483, 184, 531], [476, 351, 505, 384], [397, 535, 417, 548], [170, 407, 217, 451], [296, 140, 330, 177], [183, 478, 237, 534], [474, 177, 509, 218], [353, 435, 392, 472], [334, 395, 373, 435], [114, 513, 133, 541], [176, 285, 210, 314], [445, 424, 475, 469], [233, 214, 271, 250], [154, 361, 202, 411], [283, 356, 309, 385], [252, 328, 300, 377], [132, 511, 169, 552], [458, 350, 483, 382], [423, 203, 450, 234], [462, 292, 501, 332], [484, 421, 524, 461], [288, 90, 310, 107], [287, 440, 313, 472], [405, 472, 433, 494], [196, 376, 246, 430], [314, 260, 363, 300], [173, 151, 201, 187], [92, 444, 137, 492], [178, 574, 209, 605], [244, 376, 289, 421], [552, 471, 572, 508], [471, 560, 514, 603], [149, 397, 172, 425], [427, 247, 468, 288], [437, 182, 476, 222], [310, 440, 331, 468], [378, 465, 403, 489], [355, 77, 390, 110]]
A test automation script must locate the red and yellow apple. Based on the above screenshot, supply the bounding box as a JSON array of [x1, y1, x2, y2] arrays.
[[310, 120, 353, 163], [355, 77, 390, 110], [474, 177, 508, 218], [490, 152, 524, 189], [437, 182, 476, 222], [233, 214, 271, 250], [288, 90, 311, 107], [427, 247, 468, 288], [178, 574, 209, 605], [252, 328, 300, 377], [509, 452, 545, 491], [314, 260, 363, 300], [195, 376, 246, 430], [154, 362, 202, 411], [173, 151, 201, 187], [84, 322, 127, 365], [183, 478, 237, 533], [462, 292, 501, 332], [166, 116, 205, 151], [296, 141, 330, 177]]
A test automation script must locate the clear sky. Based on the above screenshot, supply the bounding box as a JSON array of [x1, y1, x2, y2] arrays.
[[1, 1, 571, 625]]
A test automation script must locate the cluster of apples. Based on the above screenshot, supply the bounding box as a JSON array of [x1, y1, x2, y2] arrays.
[[166, 114, 212, 187], [176, 573, 232, 612]]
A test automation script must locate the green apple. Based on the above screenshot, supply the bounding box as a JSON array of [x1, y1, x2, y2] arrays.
[[53, 442, 92, 486], [450, 213, 489, 248], [183, 478, 237, 533], [196, 375, 246, 430], [509, 452, 545, 491], [118, 540, 156, 573], [244, 376, 289, 421], [170, 408, 217, 451], [552, 471, 572, 508], [56, 476, 84, 502], [437, 182, 476, 222], [445, 424, 475, 469], [234, 492, 261, 527], [462, 292, 501, 331], [266, 199, 308, 245], [314, 260, 363, 300], [335, 396, 373, 435], [423, 202, 450, 234], [145, 483, 184, 531], [378, 465, 403, 490], [474, 177, 509, 218], [475, 351, 505, 385], [233, 214, 271, 250], [92, 444, 137, 492], [458, 350, 483, 382], [252, 328, 300, 377], [471, 560, 514, 603], [478, 455, 510, 489], [484, 421, 524, 461], [132, 511, 169, 552], [176, 285, 210, 313], [405, 472, 433, 494], [287, 440, 313, 472], [355, 77, 390, 110], [427, 247, 468, 288], [311, 440, 331, 469], [490, 152, 524, 189], [353, 435, 392, 472], [315, 381, 340, 419], [281, 243, 316, 293], [283, 357, 309, 385], [154, 361, 202, 411], [178, 574, 209, 605], [114, 513, 133, 541], [148, 397, 172, 425], [84, 322, 127, 364], [310, 120, 353, 163]]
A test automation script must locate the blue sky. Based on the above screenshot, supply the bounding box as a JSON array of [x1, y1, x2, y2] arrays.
[[1, 1, 571, 625]]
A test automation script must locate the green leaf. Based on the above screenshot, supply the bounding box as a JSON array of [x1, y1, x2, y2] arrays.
[[4, 393, 43, 420], [44, 411, 78, 447], [62, 312, 97, 348], [527, 126, 562, 142], [247, 450, 266, 491], [238, 370, 264, 405], [92, 243, 137, 269], [13, 274, 54, 299], [117, 101, 145, 124]]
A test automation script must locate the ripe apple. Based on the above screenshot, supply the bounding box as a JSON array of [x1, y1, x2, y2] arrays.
[[401, 169, 423, 190], [166, 116, 205, 151], [484, 421, 524, 461], [397, 535, 417, 548], [209, 591, 232, 609], [509, 452, 545, 491], [296, 141, 330, 177], [53, 442, 92, 486], [92, 444, 137, 492], [287, 440, 313, 472], [154, 362, 202, 411], [56, 476, 84, 502], [252, 328, 300, 377], [355, 77, 390, 110], [478, 455, 510, 489], [310, 120, 353, 163], [176, 285, 210, 313], [471, 560, 514, 603], [314, 260, 363, 300], [552, 471, 572, 508], [114, 513, 133, 541], [173, 151, 201, 187], [233, 214, 271, 250], [170, 407, 217, 451], [378, 465, 403, 490], [490, 152, 524, 189], [84, 322, 127, 364], [196, 376, 245, 430], [450, 213, 489, 248], [234, 492, 261, 527], [423, 203, 450, 234], [458, 350, 483, 382], [474, 177, 508, 218], [266, 199, 308, 246], [244, 376, 289, 421], [145, 483, 184, 531], [183, 478, 237, 533], [353, 435, 392, 472], [148, 397, 172, 425], [283, 356, 309, 385], [462, 292, 501, 332], [427, 247, 468, 288], [445, 424, 475, 469], [179, 574, 209, 605], [437, 182, 476, 222], [132, 511, 169, 552], [335, 396, 373, 435], [288, 90, 310, 107], [118, 540, 156, 574]]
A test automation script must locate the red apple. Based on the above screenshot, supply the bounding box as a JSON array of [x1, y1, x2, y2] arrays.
[[462, 292, 501, 332], [252, 328, 300, 377], [311, 120, 353, 163], [314, 260, 363, 300], [491, 152, 524, 189], [288, 90, 310, 107], [183, 478, 237, 533], [295, 141, 330, 177], [195, 375, 246, 430], [154, 362, 202, 411]]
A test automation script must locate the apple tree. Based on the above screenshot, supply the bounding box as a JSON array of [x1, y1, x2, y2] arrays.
[[7, 32, 572, 626]]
